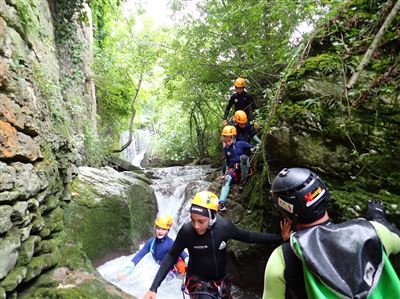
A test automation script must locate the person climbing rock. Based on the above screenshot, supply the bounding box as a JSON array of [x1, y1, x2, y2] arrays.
[[117, 214, 188, 280], [223, 77, 256, 127], [263, 167, 400, 299], [142, 191, 291, 299], [218, 125, 254, 211], [229, 110, 261, 144]]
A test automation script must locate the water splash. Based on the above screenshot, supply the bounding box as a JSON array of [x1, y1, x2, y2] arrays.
[[97, 165, 261, 299]]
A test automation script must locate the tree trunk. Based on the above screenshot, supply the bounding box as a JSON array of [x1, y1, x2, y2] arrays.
[[346, 0, 400, 89], [113, 72, 143, 153]]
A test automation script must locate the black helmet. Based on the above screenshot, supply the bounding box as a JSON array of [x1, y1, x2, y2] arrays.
[[271, 168, 330, 224]]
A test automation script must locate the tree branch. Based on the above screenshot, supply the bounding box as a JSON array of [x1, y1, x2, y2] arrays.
[[346, 0, 400, 89]]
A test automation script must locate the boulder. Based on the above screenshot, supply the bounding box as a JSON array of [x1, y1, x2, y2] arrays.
[[66, 166, 156, 263]]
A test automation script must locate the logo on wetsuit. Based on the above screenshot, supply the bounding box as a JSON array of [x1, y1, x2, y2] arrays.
[[193, 245, 208, 249], [218, 241, 226, 250]]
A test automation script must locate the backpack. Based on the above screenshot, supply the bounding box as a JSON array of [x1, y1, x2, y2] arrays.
[[288, 219, 400, 299]]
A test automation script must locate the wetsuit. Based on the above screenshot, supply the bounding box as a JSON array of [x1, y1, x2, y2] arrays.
[[150, 216, 282, 297], [131, 236, 188, 265], [263, 219, 400, 299], [223, 140, 253, 168], [223, 91, 256, 122]]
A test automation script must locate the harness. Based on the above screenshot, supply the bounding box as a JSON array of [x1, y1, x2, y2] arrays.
[[181, 274, 232, 299]]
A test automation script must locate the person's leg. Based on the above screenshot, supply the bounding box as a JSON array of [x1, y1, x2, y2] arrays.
[[239, 155, 250, 187], [219, 174, 232, 210]]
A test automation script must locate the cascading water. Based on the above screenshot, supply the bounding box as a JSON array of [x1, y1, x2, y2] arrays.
[[98, 131, 261, 298], [120, 129, 151, 168]]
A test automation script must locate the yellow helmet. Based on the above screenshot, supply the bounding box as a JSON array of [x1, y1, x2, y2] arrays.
[[234, 77, 246, 88], [154, 214, 173, 230], [191, 191, 219, 212], [234, 110, 248, 124], [221, 125, 237, 137]]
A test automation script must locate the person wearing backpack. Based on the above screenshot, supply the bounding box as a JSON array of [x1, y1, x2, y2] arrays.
[[263, 167, 400, 299]]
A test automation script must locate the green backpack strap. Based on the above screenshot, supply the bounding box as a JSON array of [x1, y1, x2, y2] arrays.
[[367, 252, 400, 299]]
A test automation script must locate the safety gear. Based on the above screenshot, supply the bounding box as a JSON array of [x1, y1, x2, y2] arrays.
[[271, 168, 330, 224], [221, 125, 237, 137], [234, 77, 246, 88], [233, 110, 248, 124], [191, 191, 219, 212], [155, 214, 173, 230]]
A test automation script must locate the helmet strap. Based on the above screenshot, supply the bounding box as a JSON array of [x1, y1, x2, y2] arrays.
[[208, 209, 217, 229]]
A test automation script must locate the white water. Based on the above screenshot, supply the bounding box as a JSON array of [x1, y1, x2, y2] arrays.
[[120, 129, 151, 168], [97, 165, 213, 299], [99, 134, 261, 298]]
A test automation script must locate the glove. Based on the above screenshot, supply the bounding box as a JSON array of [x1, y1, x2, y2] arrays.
[[364, 199, 386, 221]]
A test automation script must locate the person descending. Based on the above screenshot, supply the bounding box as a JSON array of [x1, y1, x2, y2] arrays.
[[218, 126, 254, 211], [229, 110, 261, 145], [142, 191, 291, 299], [117, 214, 188, 280], [223, 77, 256, 127], [263, 167, 400, 299]]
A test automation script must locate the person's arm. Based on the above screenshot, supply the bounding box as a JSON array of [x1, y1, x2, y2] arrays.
[[229, 219, 282, 244], [263, 246, 286, 299], [131, 238, 152, 265], [149, 227, 187, 293], [223, 96, 234, 120]]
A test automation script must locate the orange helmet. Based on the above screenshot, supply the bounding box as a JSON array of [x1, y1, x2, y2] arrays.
[[234, 110, 248, 124], [221, 125, 237, 137], [154, 214, 173, 230], [234, 77, 246, 88]]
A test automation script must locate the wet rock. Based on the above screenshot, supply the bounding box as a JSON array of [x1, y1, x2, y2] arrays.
[[17, 236, 40, 266], [0, 162, 16, 191], [12, 162, 42, 199], [0, 121, 42, 161], [0, 205, 13, 233], [11, 201, 28, 221], [0, 267, 26, 292], [66, 166, 156, 262], [18, 224, 32, 242], [24, 252, 59, 282], [0, 232, 20, 279]]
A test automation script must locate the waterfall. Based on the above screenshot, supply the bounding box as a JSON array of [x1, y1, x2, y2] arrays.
[[120, 129, 151, 168], [97, 165, 261, 299]]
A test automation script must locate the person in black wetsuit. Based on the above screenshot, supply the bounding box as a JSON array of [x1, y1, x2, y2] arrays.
[[142, 191, 291, 299], [223, 77, 256, 127]]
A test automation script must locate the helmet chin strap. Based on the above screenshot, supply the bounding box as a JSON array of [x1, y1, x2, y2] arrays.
[[208, 209, 217, 229]]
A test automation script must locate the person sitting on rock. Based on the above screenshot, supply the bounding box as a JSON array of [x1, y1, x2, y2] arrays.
[[217, 125, 254, 211], [229, 110, 261, 145], [142, 191, 291, 299], [117, 214, 188, 280], [223, 77, 256, 127]]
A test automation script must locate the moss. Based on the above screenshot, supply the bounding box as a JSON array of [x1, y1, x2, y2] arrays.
[[26, 279, 125, 299], [24, 250, 60, 282], [65, 178, 154, 262], [17, 236, 40, 266], [290, 53, 342, 79], [0, 267, 26, 292]]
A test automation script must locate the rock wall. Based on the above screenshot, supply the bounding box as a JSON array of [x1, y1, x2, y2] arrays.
[[0, 0, 96, 297]]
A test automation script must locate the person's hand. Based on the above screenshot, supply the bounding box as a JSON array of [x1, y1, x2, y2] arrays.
[[142, 290, 157, 299], [223, 120, 227, 126], [217, 175, 225, 183], [280, 218, 293, 241], [365, 199, 386, 220], [117, 272, 128, 280]]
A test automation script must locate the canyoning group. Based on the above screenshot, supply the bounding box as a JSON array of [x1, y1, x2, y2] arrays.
[[117, 78, 400, 299]]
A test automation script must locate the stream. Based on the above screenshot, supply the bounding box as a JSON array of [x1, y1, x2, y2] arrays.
[[97, 131, 261, 299]]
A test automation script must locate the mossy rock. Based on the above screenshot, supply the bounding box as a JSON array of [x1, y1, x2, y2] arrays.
[[65, 167, 156, 263]]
